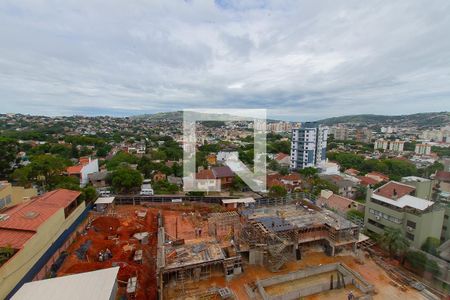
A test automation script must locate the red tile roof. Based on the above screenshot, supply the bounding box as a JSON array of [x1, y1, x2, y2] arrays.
[[275, 153, 289, 161], [0, 229, 34, 249], [374, 181, 415, 199], [435, 171, 450, 182], [358, 176, 378, 186], [366, 172, 390, 182], [317, 194, 357, 212], [345, 168, 360, 176], [66, 165, 83, 174], [79, 157, 90, 165], [281, 173, 301, 181], [196, 169, 215, 180], [212, 166, 234, 178], [0, 189, 81, 249]]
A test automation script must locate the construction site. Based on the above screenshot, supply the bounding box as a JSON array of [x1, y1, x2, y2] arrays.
[[52, 196, 438, 300], [56, 205, 158, 299]]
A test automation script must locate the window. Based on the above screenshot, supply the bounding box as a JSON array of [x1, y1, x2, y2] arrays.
[[407, 220, 416, 229], [406, 232, 414, 241]]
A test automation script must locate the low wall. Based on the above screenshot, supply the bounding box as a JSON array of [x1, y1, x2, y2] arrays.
[[256, 263, 373, 300]]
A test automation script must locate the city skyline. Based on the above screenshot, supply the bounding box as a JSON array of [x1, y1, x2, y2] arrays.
[[1, 1, 450, 120]]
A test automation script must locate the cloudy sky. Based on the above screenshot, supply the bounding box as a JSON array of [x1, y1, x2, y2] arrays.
[[0, 0, 449, 121]]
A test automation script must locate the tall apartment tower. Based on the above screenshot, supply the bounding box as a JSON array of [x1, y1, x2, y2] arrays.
[[290, 122, 328, 170]]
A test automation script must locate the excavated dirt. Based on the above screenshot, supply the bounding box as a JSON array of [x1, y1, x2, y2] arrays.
[[58, 206, 157, 300]]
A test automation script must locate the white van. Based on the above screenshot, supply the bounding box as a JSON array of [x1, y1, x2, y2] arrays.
[[140, 179, 154, 195]]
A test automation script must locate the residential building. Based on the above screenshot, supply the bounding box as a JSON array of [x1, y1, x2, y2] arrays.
[[195, 169, 219, 191], [211, 166, 235, 188], [317, 190, 365, 214], [364, 181, 444, 249], [433, 171, 450, 242], [374, 139, 389, 151], [389, 139, 405, 152], [66, 157, 99, 187], [88, 171, 110, 189], [317, 161, 340, 175], [0, 189, 86, 299], [0, 181, 37, 210], [365, 172, 389, 183], [216, 151, 238, 164], [320, 174, 358, 199], [414, 143, 431, 155], [401, 176, 433, 200], [290, 122, 328, 170], [344, 168, 360, 177], [329, 126, 349, 141], [274, 153, 290, 167]]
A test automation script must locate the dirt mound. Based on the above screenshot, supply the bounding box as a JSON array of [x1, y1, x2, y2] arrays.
[[92, 216, 120, 232]]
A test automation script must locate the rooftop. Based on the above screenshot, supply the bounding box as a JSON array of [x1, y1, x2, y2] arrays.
[[211, 166, 234, 178], [372, 181, 433, 211], [11, 267, 119, 300], [374, 181, 416, 199], [0, 189, 81, 249]]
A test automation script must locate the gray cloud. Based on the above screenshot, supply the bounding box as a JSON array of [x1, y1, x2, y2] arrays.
[[0, 0, 449, 121]]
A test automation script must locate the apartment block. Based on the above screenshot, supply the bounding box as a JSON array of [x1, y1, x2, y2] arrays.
[[414, 143, 431, 155], [389, 139, 405, 152], [374, 139, 389, 151], [0, 189, 86, 299], [290, 122, 328, 170], [0, 181, 37, 209], [364, 181, 445, 249]]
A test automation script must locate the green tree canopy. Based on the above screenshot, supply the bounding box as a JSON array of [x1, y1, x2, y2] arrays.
[[421, 237, 441, 256], [109, 167, 143, 194], [269, 185, 287, 198], [378, 227, 410, 257]]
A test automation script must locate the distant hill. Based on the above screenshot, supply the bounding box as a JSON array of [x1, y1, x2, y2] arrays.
[[132, 111, 183, 121], [316, 112, 450, 128]]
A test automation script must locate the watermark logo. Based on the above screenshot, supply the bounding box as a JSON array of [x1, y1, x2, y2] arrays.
[[183, 109, 267, 192]]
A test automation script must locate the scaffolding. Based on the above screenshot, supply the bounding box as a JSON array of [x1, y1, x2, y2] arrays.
[[208, 211, 241, 241]]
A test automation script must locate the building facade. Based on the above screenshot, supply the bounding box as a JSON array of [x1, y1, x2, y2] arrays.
[[414, 143, 431, 155], [0, 189, 86, 299], [364, 181, 444, 249], [290, 122, 328, 170], [0, 181, 37, 210]]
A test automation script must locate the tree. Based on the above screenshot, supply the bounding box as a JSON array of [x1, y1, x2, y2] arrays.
[[231, 176, 246, 192], [421, 237, 441, 256], [347, 209, 364, 220], [0, 138, 19, 180], [279, 167, 289, 176], [0, 246, 15, 265], [152, 180, 179, 194], [110, 167, 143, 194], [12, 166, 32, 187], [378, 227, 410, 258], [268, 160, 280, 171], [298, 167, 318, 178], [106, 151, 138, 170], [81, 186, 98, 204], [28, 154, 68, 189], [354, 185, 367, 202], [405, 250, 441, 277], [269, 185, 287, 198]]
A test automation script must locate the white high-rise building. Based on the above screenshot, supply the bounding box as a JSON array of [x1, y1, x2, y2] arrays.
[[290, 122, 328, 170], [374, 139, 389, 150], [415, 143, 431, 155]]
